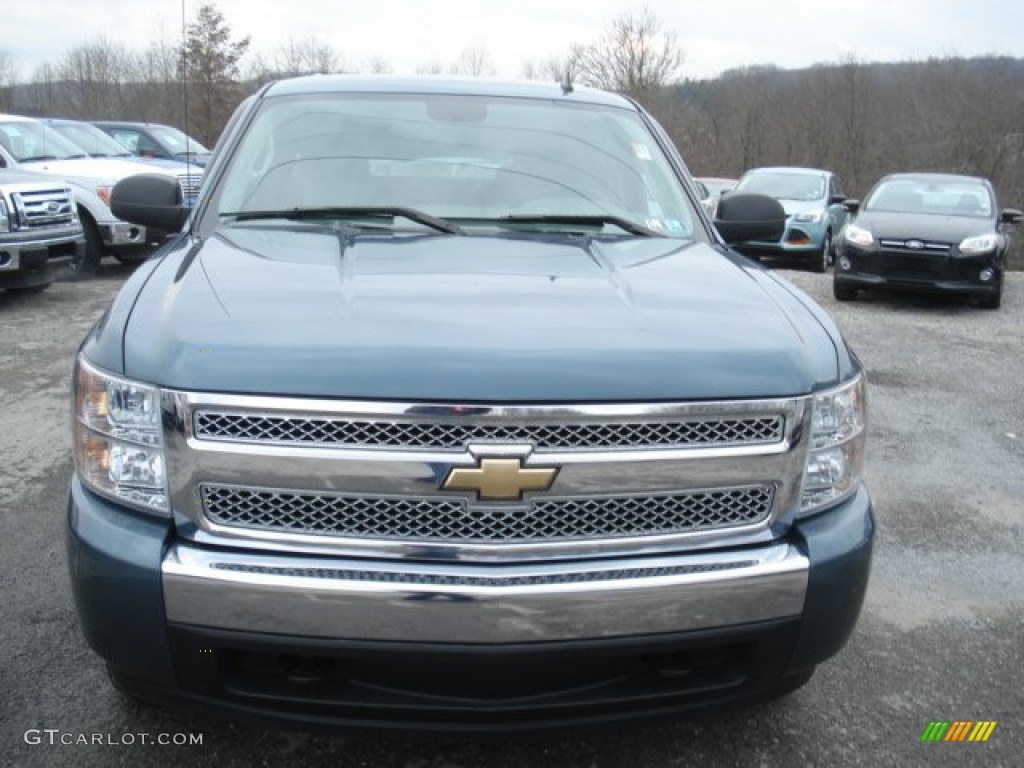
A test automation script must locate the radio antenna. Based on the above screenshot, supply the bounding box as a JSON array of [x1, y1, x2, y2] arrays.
[[181, 0, 192, 185]]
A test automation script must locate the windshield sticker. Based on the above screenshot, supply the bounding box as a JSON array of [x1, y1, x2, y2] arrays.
[[633, 143, 653, 161], [664, 219, 687, 234], [645, 218, 667, 233]]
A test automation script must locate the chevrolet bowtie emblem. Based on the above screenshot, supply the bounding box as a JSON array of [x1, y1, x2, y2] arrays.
[[442, 458, 558, 501]]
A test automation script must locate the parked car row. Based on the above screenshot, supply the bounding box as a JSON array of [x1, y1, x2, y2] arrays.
[[702, 165, 1019, 309], [0, 114, 205, 286]]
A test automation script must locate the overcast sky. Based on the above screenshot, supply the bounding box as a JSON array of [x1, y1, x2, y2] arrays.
[[3, 0, 1023, 81]]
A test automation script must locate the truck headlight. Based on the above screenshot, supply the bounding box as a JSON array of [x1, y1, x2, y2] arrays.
[[73, 356, 169, 514], [959, 233, 999, 255], [794, 209, 825, 223], [800, 374, 867, 515]]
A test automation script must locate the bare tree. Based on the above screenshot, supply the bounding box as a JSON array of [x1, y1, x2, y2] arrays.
[[448, 45, 496, 77], [0, 50, 17, 112], [831, 55, 874, 192], [521, 49, 583, 84], [364, 56, 393, 74], [54, 38, 132, 118], [123, 33, 184, 124], [416, 60, 444, 75], [275, 36, 340, 77], [575, 8, 684, 98]]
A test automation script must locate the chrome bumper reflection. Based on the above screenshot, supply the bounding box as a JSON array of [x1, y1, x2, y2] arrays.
[[163, 542, 808, 643]]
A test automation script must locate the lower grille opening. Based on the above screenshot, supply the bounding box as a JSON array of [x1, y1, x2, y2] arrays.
[[166, 621, 803, 726], [218, 643, 751, 705]]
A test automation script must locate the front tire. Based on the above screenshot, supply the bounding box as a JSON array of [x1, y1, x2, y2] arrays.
[[64, 211, 104, 281], [112, 250, 151, 265], [811, 232, 831, 274]]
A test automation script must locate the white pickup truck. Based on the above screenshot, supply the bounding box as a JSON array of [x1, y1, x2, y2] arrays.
[[0, 169, 84, 292], [0, 114, 201, 278]]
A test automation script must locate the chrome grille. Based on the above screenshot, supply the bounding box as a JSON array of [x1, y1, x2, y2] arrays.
[[879, 239, 951, 253], [201, 483, 774, 542], [11, 187, 75, 229], [193, 412, 785, 451], [178, 174, 202, 199]]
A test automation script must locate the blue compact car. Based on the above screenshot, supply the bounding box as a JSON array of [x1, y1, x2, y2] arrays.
[[730, 167, 848, 272]]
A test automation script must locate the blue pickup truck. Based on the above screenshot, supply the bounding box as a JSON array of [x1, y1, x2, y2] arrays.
[[67, 76, 873, 731]]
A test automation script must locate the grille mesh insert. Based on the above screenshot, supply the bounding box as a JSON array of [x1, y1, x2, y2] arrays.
[[201, 484, 774, 542], [194, 412, 785, 451]]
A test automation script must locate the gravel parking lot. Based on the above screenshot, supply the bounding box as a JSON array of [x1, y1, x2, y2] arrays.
[[1, 263, 1021, 768]]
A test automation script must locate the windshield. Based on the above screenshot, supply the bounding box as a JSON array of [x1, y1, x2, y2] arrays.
[[736, 171, 825, 201], [149, 124, 209, 155], [865, 178, 993, 218], [50, 122, 132, 158], [0, 120, 88, 162], [214, 93, 696, 237]]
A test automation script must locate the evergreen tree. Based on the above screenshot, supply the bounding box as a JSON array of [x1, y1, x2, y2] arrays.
[[179, 2, 250, 144]]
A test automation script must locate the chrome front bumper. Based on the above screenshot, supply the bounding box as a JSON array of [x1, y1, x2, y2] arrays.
[[163, 541, 808, 643]]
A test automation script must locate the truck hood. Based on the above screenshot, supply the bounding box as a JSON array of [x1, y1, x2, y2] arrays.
[[19, 157, 175, 185], [121, 227, 842, 401]]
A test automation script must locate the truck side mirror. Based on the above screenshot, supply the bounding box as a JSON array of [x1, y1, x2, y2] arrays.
[[1000, 208, 1023, 224], [110, 173, 189, 233], [842, 199, 861, 213], [713, 193, 786, 245]]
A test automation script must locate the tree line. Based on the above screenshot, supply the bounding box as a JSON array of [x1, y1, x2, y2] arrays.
[[1, 4, 1021, 266]]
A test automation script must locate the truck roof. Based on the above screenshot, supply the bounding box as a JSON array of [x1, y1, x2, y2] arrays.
[[261, 75, 638, 110]]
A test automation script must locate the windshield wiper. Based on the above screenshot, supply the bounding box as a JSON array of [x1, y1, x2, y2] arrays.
[[20, 155, 59, 162], [496, 214, 662, 237], [222, 206, 463, 235]]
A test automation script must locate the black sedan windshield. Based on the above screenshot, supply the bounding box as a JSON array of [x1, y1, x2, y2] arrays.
[[866, 179, 993, 218]]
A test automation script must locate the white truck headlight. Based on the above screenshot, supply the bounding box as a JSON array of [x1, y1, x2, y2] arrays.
[[73, 355, 169, 514], [801, 374, 867, 515]]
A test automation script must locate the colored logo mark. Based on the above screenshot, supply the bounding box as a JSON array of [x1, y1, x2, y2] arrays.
[[921, 721, 997, 743]]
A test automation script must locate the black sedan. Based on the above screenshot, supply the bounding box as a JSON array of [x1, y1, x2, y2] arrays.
[[834, 172, 1021, 309]]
